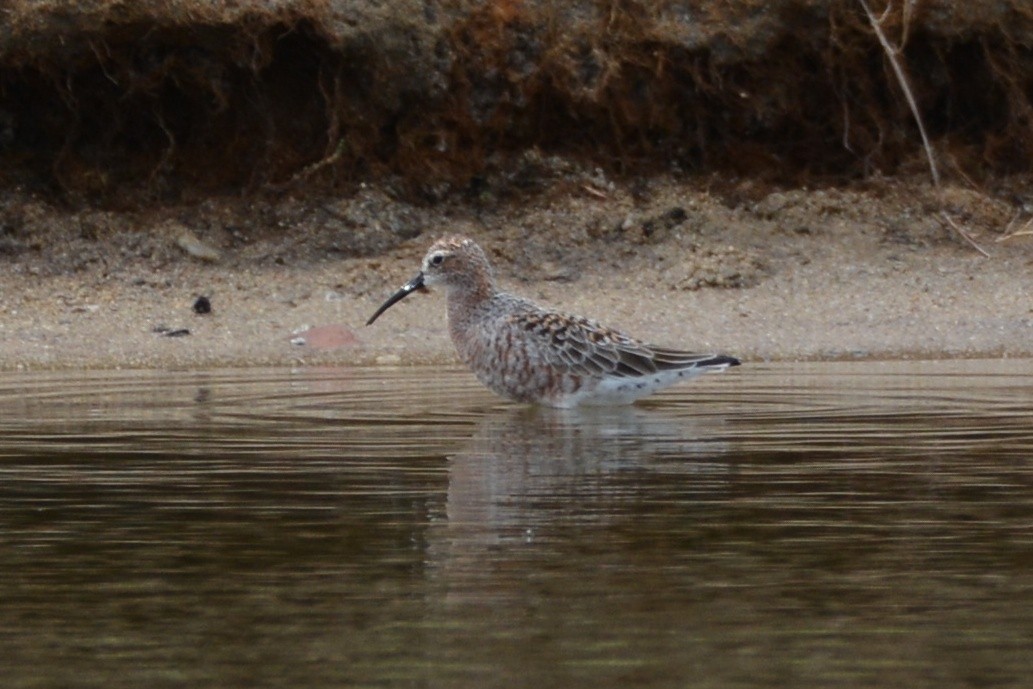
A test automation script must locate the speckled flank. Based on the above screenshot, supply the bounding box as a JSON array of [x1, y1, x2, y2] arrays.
[[368, 235, 740, 407]]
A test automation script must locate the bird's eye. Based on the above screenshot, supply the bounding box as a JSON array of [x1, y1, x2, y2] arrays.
[[430, 253, 445, 266]]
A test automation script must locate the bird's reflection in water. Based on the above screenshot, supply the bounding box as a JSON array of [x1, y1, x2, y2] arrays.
[[428, 405, 733, 593]]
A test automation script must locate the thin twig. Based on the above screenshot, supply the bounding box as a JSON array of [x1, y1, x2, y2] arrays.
[[860, 1, 993, 256], [940, 212, 990, 257], [900, 0, 917, 49], [88, 40, 119, 86], [265, 138, 348, 192], [149, 108, 176, 186], [859, 0, 940, 187], [996, 216, 1033, 243], [1002, 209, 1022, 235]]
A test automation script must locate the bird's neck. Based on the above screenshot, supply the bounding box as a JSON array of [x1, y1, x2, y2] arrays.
[[446, 281, 496, 339]]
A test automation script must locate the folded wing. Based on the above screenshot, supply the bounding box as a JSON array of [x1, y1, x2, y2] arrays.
[[505, 310, 739, 378]]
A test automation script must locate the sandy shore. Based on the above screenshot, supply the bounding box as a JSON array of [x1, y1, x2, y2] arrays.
[[1, 174, 1031, 371]]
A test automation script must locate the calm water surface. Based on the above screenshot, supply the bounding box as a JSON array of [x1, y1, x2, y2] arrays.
[[0, 361, 1030, 688]]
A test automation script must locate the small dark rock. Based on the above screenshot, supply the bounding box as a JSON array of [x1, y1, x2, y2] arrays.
[[153, 325, 191, 337], [664, 207, 688, 225], [193, 295, 212, 314]]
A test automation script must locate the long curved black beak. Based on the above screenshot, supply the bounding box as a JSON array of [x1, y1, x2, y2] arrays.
[[365, 272, 426, 325]]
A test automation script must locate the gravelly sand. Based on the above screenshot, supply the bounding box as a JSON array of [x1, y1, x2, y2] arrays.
[[1, 175, 1031, 371]]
